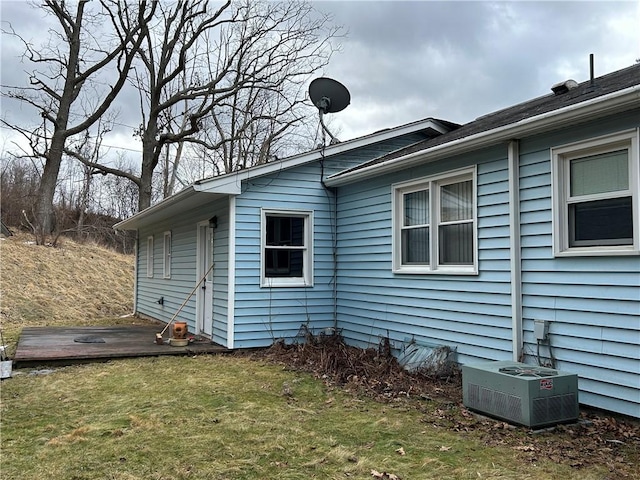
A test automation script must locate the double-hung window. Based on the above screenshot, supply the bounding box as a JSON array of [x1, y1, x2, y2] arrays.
[[552, 130, 639, 256], [261, 209, 313, 287], [393, 166, 477, 274]]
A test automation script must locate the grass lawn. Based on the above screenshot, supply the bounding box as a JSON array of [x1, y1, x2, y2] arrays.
[[1, 233, 638, 479], [1, 354, 614, 480]]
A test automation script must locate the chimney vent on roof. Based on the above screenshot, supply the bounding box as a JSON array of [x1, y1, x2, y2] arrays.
[[551, 79, 579, 95]]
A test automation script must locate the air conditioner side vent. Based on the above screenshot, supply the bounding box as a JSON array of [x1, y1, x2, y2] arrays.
[[532, 393, 578, 426], [462, 361, 579, 428], [466, 383, 523, 424]]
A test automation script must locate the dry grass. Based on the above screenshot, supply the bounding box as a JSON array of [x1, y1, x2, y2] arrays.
[[1, 231, 136, 352]]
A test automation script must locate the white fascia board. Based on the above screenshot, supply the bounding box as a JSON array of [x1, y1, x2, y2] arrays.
[[115, 175, 243, 231], [194, 177, 242, 195], [194, 118, 449, 190], [325, 86, 640, 187]]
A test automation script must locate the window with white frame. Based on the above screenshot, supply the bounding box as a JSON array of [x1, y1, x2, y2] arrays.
[[146, 236, 154, 277], [261, 209, 313, 287], [393, 166, 477, 274], [163, 231, 172, 278], [552, 130, 639, 256]]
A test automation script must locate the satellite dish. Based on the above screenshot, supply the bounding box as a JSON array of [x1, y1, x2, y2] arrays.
[[309, 77, 350, 144], [309, 77, 351, 114]]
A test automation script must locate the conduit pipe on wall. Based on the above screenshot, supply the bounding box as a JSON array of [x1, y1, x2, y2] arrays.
[[508, 140, 523, 361]]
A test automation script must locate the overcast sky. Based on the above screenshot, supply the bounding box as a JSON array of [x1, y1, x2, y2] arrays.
[[318, 1, 640, 139], [1, 1, 639, 155]]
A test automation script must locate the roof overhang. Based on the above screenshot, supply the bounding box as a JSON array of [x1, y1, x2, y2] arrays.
[[192, 117, 452, 188], [113, 183, 239, 231], [114, 117, 453, 231], [325, 85, 640, 187]]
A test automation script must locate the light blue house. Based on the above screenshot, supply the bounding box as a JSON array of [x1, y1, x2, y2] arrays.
[[116, 64, 640, 418]]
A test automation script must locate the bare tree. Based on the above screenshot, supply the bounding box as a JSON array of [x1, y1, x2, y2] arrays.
[[73, 0, 339, 209], [196, 1, 339, 176], [1, 0, 156, 239]]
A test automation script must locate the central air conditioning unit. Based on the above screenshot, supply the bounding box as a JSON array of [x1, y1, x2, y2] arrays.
[[462, 361, 579, 428]]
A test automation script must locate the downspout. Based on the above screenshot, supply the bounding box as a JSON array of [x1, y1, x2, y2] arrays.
[[508, 140, 523, 361]]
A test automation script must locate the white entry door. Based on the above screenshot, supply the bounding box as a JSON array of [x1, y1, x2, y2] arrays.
[[196, 222, 213, 337]]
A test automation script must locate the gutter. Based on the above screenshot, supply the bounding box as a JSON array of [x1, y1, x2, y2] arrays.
[[325, 85, 640, 187], [226, 196, 236, 350], [192, 118, 451, 189]]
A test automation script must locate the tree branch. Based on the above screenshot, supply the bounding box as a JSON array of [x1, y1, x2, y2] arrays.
[[63, 147, 141, 186]]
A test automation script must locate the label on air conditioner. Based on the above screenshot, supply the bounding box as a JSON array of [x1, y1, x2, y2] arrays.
[[540, 378, 554, 390]]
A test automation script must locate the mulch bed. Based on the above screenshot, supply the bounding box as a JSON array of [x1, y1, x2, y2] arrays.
[[249, 333, 640, 479]]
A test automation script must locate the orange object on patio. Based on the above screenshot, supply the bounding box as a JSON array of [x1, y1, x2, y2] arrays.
[[172, 321, 188, 339]]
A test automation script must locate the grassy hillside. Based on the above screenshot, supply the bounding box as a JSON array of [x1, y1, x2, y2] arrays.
[[0, 231, 135, 351]]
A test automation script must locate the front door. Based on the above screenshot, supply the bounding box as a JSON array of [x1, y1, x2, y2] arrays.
[[196, 222, 213, 337]]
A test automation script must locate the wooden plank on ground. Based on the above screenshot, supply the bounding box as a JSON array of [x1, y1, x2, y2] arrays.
[[13, 325, 228, 367]]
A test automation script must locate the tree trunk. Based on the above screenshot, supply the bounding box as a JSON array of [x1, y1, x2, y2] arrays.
[[76, 165, 92, 240], [138, 112, 160, 211], [139, 129, 158, 211], [34, 165, 58, 236], [33, 1, 85, 236], [35, 120, 69, 235], [138, 158, 154, 212]]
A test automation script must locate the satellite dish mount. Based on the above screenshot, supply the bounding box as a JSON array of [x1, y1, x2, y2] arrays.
[[309, 77, 350, 145]]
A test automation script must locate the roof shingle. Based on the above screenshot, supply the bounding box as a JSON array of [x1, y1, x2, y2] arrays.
[[338, 63, 640, 174]]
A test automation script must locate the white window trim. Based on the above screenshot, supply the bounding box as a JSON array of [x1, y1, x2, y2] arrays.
[[392, 166, 478, 275], [260, 209, 313, 287], [551, 129, 639, 257], [163, 231, 172, 279], [146, 236, 154, 278]]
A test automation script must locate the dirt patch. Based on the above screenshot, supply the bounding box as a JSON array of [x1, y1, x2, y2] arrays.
[[251, 334, 640, 479]]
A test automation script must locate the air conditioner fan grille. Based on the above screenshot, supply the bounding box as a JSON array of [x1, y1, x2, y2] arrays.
[[499, 366, 557, 377]]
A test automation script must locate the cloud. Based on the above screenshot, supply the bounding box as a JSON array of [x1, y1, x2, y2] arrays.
[[2, 1, 638, 157], [315, 1, 639, 139]]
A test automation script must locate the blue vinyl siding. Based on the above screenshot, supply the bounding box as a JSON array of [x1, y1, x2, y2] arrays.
[[332, 111, 639, 418], [135, 197, 229, 344], [518, 110, 640, 417], [128, 110, 638, 418], [211, 200, 230, 347], [335, 145, 514, 364], [232, 162, 336, 348], [229, 132, 431, 348]]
